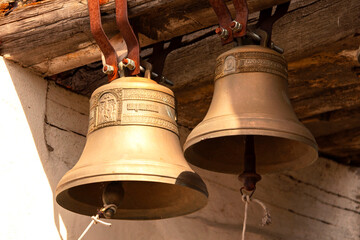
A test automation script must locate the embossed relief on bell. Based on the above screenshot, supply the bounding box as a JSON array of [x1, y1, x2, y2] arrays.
[[224, 55, 236, 74], [215, 50, 288, 81], [98, 93, 118, 124], [87, 87, 179, 135], [88, 89, 122, 134]]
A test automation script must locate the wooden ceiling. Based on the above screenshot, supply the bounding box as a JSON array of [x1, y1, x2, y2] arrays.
[[1, 0, 360, 165]]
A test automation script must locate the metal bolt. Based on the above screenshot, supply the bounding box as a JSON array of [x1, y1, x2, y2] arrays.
[[122, 58, 136, 70], [215, 27, 229, 40], [271, 42, 284, 54], [247, 31, 261, 42], [230, 21, 242, 33], [102, 64, 114, 75]]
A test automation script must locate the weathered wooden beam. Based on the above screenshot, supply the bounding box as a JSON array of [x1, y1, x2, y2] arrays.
[[0, 0, 289, 76], [2, 0, 360, 76], [316, 127, 360, 165]]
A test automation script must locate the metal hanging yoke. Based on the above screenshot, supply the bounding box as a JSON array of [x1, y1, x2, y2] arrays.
[[88, 0, 140, 82], [209, 0, 248, 45]]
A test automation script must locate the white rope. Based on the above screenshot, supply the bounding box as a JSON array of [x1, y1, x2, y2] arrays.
[[252, 198, 271, 226], [241, 194, 271, 240], [78, 214, 112, 240], [241, 195, 250, 240]]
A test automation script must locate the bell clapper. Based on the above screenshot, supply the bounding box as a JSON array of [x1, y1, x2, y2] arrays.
[[77, 182, 124, 240], [238, 135, 262, 192], [101, 182, 125, 219]]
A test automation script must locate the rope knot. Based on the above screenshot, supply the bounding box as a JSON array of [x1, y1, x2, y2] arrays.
[[241, 194, 251, 203]]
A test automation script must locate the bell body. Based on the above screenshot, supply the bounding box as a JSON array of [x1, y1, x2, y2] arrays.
[[184, 45, 318, 174], [56, 77, 208, 220]]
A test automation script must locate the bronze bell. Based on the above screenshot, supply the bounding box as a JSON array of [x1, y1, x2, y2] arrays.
[[56, 76, 208, 220], [184, 45, 318, 174]]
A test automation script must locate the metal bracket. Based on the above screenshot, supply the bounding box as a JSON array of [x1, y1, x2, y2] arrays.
[[252, 1, 290, 49], [147, 36, 182, 85], [88, 0, 119, 81], [209, 0, 248, 45], [88, 0, 140, 82], [115, 0, 140, 76], [238, 135, 261, 191], [139, 36, 184, 86]]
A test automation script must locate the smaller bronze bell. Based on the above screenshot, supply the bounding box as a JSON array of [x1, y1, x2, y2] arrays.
[[184, 45, 318, 174], [56, 76, 208, 220]]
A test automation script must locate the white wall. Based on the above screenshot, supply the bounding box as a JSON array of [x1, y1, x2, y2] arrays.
[[0, 57, 359, 240], [0, 57, 58, 239]]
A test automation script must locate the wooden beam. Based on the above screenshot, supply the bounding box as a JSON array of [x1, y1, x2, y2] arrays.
[[2, 0, 360, 76], [0, 0, 288, 76]]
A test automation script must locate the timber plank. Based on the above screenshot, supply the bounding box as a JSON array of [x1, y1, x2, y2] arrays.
[[0, 0, 288, 75]]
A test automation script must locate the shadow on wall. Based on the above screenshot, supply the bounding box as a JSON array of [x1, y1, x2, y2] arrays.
[[3, 58, 360, 240]]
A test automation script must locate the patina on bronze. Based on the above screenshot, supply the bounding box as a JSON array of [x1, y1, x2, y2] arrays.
[[184, 45, 318, 174], [56, 76, 208, 220]]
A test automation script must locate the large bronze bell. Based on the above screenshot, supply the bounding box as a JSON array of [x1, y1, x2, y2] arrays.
[[184, 45, 318, 174], [56, 76, 208, 220]]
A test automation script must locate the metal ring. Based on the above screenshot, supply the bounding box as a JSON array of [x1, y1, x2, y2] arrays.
[[240, 186, 256, 198]]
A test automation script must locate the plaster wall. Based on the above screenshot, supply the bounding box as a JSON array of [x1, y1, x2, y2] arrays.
[[0, 57, 359, 240]]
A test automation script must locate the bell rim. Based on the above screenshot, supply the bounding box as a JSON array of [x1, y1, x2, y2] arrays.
[[56, 174, 208, 220], [183, 116, 318, 174], [184, 129, 318, 171]]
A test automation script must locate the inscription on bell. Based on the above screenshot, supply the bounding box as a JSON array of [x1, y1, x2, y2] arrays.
[[97, 93, 118, 125], [127, 103, 159, 113]]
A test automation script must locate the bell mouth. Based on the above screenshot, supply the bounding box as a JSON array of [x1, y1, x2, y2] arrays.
[[56, 172, 208, 220], [184, 133, 318, 174]]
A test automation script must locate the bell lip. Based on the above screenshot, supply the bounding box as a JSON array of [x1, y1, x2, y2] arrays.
[[91, 76, 174, 98], [55, 174, 208, 220], [183, 116, 318, 174]]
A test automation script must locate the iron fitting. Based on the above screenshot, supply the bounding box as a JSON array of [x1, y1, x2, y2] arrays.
[[247, 31, 261, 42], [215, 27, 229, 40], [102, 64, 114, 75], [230, 21, 242, 33], [122, 58, 136, 71], [270, 42, 284, 54]]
